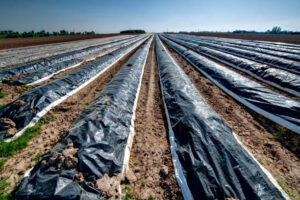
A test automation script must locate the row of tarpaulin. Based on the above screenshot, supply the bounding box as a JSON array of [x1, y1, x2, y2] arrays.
[[10, 34, 296, 200]]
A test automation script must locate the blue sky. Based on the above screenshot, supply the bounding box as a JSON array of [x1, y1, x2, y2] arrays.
[[0, 0, 300, 33]]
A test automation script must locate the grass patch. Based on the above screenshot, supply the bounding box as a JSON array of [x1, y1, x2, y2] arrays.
[[0, 124, 41, 157], [0, 105, 4, 108], [0, 160, 6, 171], [123, 185, 136, 200], [0, 177, 10, 197], [257, 158, 263, 165], [0, 92, 7, 99], [40, 115, 55, 124], [277, 180, 300, 200]]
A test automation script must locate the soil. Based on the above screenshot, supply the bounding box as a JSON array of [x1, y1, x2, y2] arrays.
[[0, 44, 141, 193], [0, 34, 134, 50], [121, 40, 182, 199], [164, 43, 300, 199], [188, 33, 300, 45], [0, 84, 34, 106]]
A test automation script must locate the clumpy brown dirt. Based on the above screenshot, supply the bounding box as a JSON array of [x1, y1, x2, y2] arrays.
[[164, 44, 300, 199], [0, 44, 141, 193], [0, 83, 34, 105], [188, 33, 300, 45], [121, 40, 182, 199], [0, 34, 126, 50]]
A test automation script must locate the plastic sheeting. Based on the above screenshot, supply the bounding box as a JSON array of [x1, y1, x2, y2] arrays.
[[161, 36, 300, 133], [0, 35, 136, 68], [162, 35, 300, 97], [195, 38, 300, 61], [182, 34, 300, 55], [0, 35, 144, 82], [15, 36, 153, 200], [0, 36, 149, 140], [155, 36, 288, 200], [13, 36, 145, 85], [170, 34, 300, 74]]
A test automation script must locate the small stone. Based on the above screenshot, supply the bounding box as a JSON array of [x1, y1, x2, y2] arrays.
[[159, 165, 169, 179], [5, 127, 17, 138], [41, 160, 47, 165]]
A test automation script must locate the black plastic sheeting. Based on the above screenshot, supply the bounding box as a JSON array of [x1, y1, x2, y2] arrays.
[[183, 34, 300, 55], [162, 35, 300, 97], [155, 36, 288, 200], [194, 38, 300, 61], [15, 59, 83, 85], [15, 36, 153, 200], [0, 36, 148, 140], [170, 34, 300, 74], [161, 35, 300, 133], [0, 35, 142, 82]]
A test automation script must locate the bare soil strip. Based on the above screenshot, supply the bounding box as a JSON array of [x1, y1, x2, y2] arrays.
[[164, 43, 300, 199], [121, 40, 182, 199], [0, 45, 141, 193], [188, 33, 300, 45]]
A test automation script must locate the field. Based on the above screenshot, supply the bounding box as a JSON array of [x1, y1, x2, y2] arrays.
[[189, 32, 300, 44], [0, 33, 299, 200]]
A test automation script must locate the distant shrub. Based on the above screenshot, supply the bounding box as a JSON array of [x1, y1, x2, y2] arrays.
[[120, 30, 146, 34]]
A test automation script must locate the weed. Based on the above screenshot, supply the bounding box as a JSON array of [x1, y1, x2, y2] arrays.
[[148, 195, 154, 200], [40, 115, 55, 124], [277, 180, 299, 199], [0, 92, 7, 99], [124, 192, 136, 200], [141, 181, 145, 187], [257, 158, 263, 165], [18, 88, 27, 93], [273, 135, 281, 141], [29, 151, 35, 155], [276, 125, 287, 134], [0, 177, 10, 197], [34, 153, 41, 162], [0, 104, 4, 108], [7, 81, 17, 86], [0, 124, 41, 157], [0, 160, 6, 171]]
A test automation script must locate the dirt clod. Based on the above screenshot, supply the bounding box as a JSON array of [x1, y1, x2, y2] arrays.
[[73, 172, 84, 182], [124, 169, 137, 183], [159, 165, 169, 179], [95, 174, 121, 199], [0, 118, 17, 138], [12, 100, 26, 109]]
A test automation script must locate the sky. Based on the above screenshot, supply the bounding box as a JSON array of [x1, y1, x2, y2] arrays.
[[0, 0, 300, 33]]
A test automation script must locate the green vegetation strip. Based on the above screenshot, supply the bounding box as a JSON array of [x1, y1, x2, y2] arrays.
[[0, 124, 41, 157]]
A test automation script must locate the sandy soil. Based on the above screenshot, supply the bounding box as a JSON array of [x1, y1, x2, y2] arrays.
[[121, 40, 182, 199], [0, 45, 141, 193], [0, 34, 130, 50], [188, 33, 300, 45], [164, 43, 300, 199]]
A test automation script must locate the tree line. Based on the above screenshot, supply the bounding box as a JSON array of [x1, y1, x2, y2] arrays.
[[0, 30, 96, 38]]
